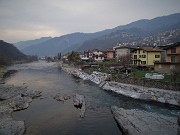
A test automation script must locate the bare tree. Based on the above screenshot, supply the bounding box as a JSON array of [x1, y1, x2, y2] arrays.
[[118, 54, 131, 67]]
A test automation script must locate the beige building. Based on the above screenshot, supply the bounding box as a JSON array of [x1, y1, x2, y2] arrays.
[[114, 46, 134, 61]]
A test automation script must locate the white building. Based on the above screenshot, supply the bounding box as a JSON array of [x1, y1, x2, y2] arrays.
[[92, 50, 105, 62]]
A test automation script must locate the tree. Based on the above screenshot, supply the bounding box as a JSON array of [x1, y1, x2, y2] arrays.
[[67, 51, 81, 62], [57, 53, 61, 60], [118, 54, 131, 67]]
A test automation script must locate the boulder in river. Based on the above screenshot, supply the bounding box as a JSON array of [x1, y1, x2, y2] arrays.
[[0, 101, 25, 135], [73, 94, 86, 118], [111, 106, 179, 135], [0, 118, 25, 135], [9, 95, 32, 111], [22, 90, 42, 99], [54, 93, 71, 102]]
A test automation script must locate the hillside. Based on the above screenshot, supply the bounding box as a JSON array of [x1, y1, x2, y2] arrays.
[[15, 37, 52, 50], [21, 31, 112, 56], [0, 40, 26, 65], [17, 13, 180, 55], [75, 13, 180, 51]]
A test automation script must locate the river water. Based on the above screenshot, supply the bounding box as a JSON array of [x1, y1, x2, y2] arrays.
[[5, 61, 180, 135]]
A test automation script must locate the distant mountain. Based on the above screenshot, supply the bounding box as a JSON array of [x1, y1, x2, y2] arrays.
[[21, 31, 112, 56], [18, 13, 180, 55], [114, 13, 180, 32], [0, 40, 26, 65], [15, 37, 52, 50]]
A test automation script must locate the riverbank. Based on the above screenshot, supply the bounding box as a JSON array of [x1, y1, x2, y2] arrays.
[[60, 64, 180, 107], [0, 77, 41, 135], [60, 64, 180, 135]]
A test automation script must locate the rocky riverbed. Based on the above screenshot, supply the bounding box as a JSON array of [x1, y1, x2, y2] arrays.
[[102, 81, 180, 107], [60, 65, 180, 135], [0, 84, 41, 135], [111, 106, 180, 135]]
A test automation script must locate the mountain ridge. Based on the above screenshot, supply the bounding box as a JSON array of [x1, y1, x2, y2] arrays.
[[15, 13, 180, 56]]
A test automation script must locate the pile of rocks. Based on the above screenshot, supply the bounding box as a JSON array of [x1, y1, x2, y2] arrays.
[[73, 94, 86, 118], [72, 70, 110, 84], [71, 70, 180, 107], [0, 84, 41, 135], [102, 82, 180, 107], [54, 93, 86, 118]]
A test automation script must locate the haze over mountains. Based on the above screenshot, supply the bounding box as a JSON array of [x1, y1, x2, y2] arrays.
[[15, 13, 180, 56]]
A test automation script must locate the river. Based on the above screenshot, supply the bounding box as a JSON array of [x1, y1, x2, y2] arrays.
[[5, 61, 180, 135]]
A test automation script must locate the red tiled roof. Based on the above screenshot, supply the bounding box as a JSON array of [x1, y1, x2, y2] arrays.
[[142, 47, 162, 52]]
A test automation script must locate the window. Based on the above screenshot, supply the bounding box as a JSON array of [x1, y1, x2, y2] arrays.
[[142, 55, 146, 58], [171, 55, 176, 62], [141, 61, 146, 64], [139, 55, 141, 58], [155, 55, 160, 58], [134, 51, 137, 54], [96, 55, 98, 59], [134, 61, 137, 64], [134, 55, 137, 59], [171, 48, 176, 53], [143, 51, 145, 53], [138, 50, 140, 54]]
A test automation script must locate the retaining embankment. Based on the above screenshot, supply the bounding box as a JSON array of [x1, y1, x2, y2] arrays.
[[60, 65, 180, 107]]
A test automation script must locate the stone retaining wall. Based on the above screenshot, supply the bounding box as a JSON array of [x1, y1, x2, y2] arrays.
[[70, 69, 180, 107], [102, 81, 180, 107]]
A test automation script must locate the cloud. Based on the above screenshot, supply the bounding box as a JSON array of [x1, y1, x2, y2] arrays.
[[0, 24, 60, 43], [0, 0, 180, 42]]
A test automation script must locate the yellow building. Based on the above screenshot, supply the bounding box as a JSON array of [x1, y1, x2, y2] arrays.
[[132, 47, 162, 66]]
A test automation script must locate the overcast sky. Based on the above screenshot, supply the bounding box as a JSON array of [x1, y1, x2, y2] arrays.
[[0, 0, 180, 43]]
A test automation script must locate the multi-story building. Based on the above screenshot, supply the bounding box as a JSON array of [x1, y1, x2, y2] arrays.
[[132, 47, 162, 67], [154, 42, 180, 74], [114, 45, 134, 61], [92, 49, 105, 62], [104, 49, 115, 60], [81, 50, 93, 62], [81, 49, 105, 62]]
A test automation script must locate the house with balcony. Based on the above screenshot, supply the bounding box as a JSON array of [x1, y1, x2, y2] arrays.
[[132, 47, 162, 67], [92, 49, 105, 62], [154, 42, 180, 74], [81, 50, 93, 62], [81, 49, 105, 62]]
